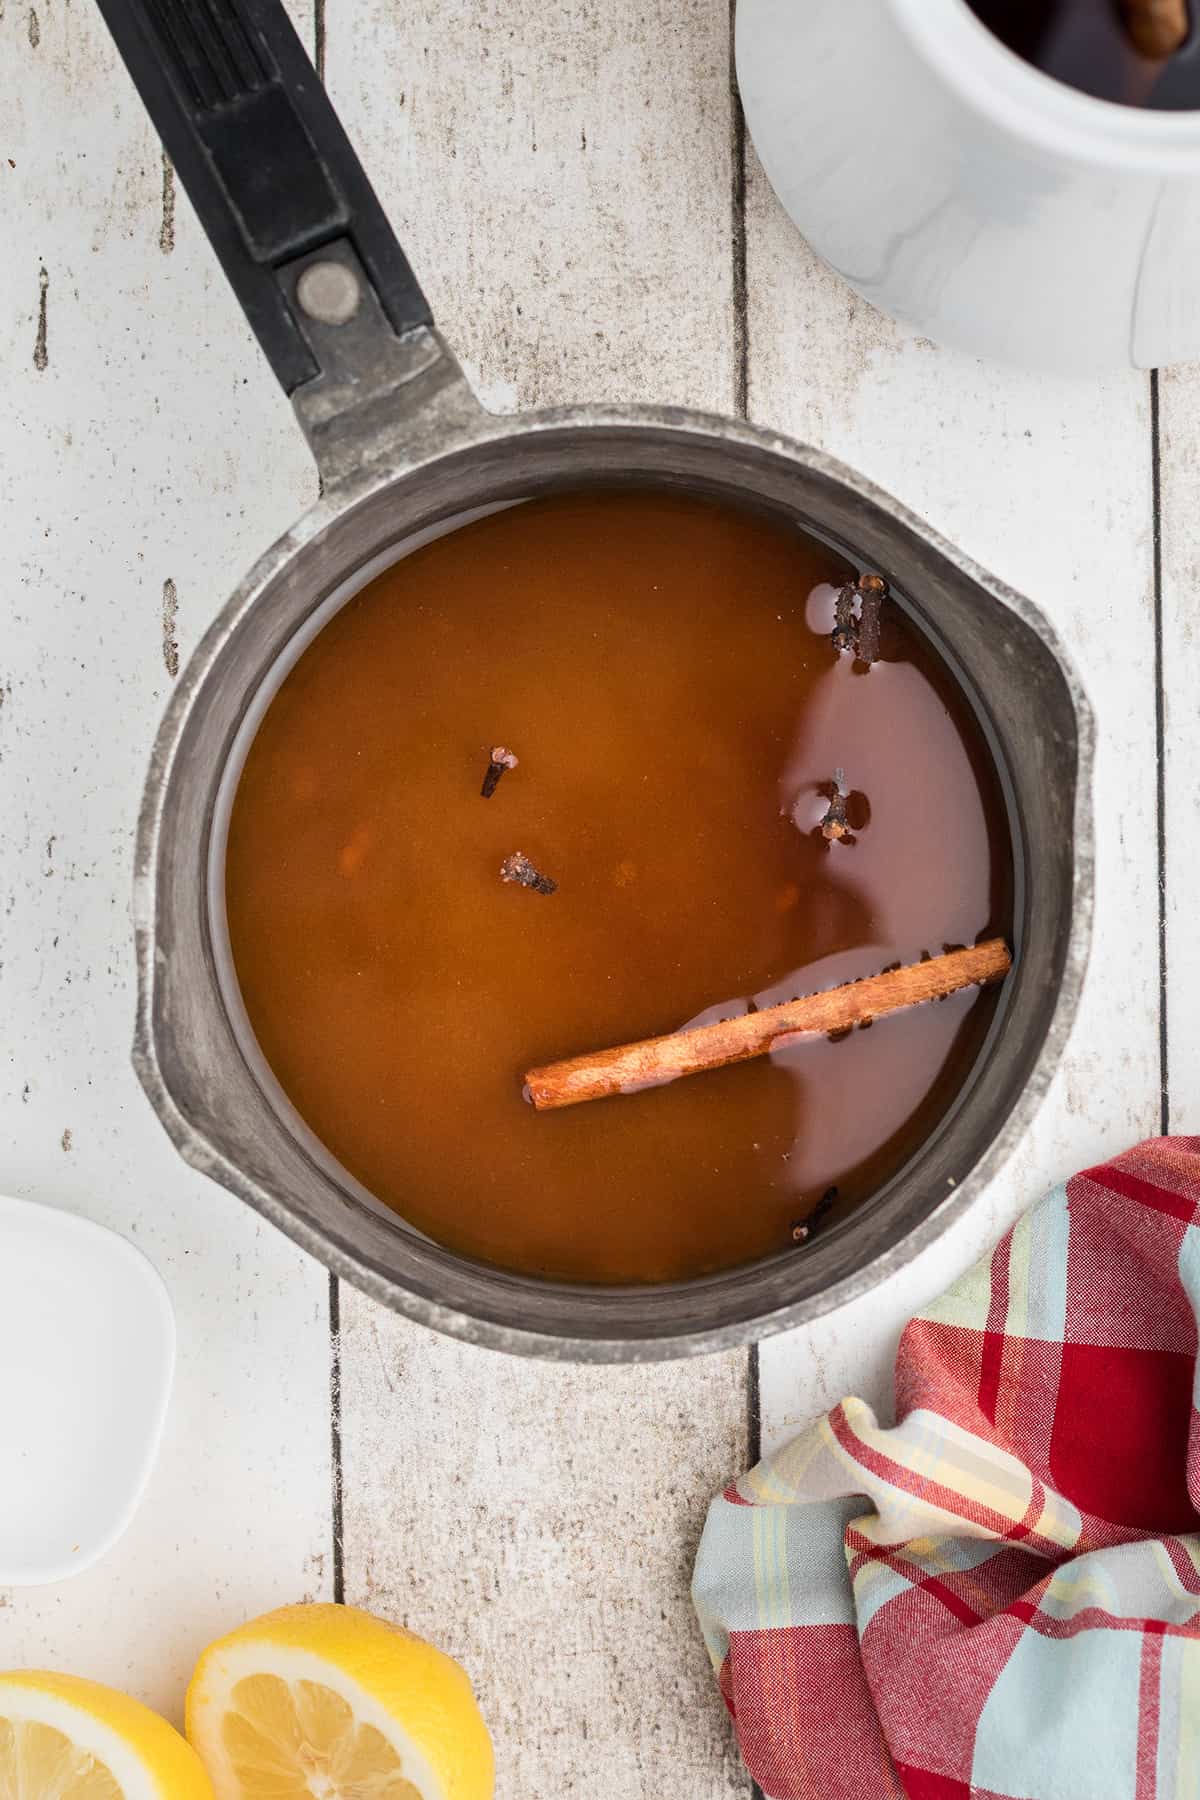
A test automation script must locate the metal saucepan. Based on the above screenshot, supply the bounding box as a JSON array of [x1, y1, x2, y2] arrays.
[[96, 0, 1092, 1360]]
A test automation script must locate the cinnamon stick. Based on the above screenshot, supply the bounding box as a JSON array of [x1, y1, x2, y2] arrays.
[[832, 582, 857, 654], [1120, 0, 1189, 57], [524, 939, 1011, 1112]]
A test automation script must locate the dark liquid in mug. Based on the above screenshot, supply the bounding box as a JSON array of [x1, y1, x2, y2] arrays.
[[226, 492, 1013, 1285], [967, 0, 1200, 108]]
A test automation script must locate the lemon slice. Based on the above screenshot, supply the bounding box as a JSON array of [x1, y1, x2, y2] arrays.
[[186, 1604, 494, 1800], [0, 1670, 214, 1798]]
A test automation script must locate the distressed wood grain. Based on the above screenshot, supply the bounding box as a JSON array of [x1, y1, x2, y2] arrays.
[[0, 0, 332, 1716], [339, 1325, 750, 1798], [2, 2, 1182, 1795], [1157, 368, 1199, 1136], [325, 0, 737, 414], [324, 1, 752, 1793], [743, 155, 1163, 1451]]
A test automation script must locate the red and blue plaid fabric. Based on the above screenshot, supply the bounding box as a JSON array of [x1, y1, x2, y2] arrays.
[[693, 1138, 1200, 1799]]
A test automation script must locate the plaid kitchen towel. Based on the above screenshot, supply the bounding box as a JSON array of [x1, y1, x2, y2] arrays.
[[693, 1137, 1200, 1800]]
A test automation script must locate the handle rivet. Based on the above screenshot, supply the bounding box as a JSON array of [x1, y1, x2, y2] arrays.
[[296, 260, 361, 326]]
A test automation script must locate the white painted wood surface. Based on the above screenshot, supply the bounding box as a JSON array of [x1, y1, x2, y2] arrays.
[[0, 0, 332, 1715], [1158, 367, 1199, 1140], [0, 4, 1187, 1800]]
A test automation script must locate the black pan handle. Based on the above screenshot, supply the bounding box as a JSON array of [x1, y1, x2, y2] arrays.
[[95, 0, 433, 397]]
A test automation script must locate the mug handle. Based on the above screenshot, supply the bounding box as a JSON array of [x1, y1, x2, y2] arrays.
[[94, 0, 433, 398]]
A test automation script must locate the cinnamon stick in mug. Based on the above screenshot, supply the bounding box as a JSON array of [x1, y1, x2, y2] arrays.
[[525, 940, 1011, 1112]]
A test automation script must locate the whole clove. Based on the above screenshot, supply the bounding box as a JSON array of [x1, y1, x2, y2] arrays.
[[830, 572, 889, 665], [481, 745, 519, 798], [832, 582, 858, 655], [856, 575, 886, 666], [792, 1185, 839, 1245], [500, 850, 557, 895], [820, 769, 850, 841]]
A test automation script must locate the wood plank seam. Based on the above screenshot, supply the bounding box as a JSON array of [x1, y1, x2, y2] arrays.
[[729, 21, 761, 1796], [1151, 369, 1170, 1137]]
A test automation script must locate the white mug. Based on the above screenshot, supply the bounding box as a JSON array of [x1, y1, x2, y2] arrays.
[[736, 0, 1200, 371]]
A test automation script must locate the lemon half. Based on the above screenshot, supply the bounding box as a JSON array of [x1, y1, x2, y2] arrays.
[[0, 1669, 213, 1799], [186, 1604, 494, 1800]]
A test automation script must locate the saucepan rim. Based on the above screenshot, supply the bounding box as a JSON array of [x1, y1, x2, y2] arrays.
[[133, 399, 1094, 1361]]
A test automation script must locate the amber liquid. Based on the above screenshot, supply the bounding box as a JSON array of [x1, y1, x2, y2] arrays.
[[226, 492, 1012, 1285], [967, 0, 1200, 108]]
